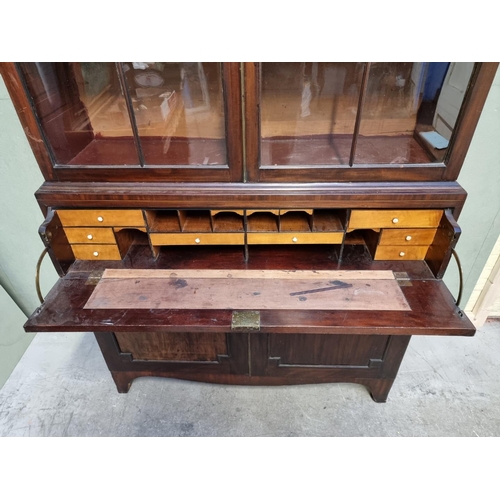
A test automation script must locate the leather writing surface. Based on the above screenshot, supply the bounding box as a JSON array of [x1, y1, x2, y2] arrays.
[[84, 269, 410, 311]]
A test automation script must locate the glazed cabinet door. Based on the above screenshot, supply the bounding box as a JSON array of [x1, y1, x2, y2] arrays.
[[244, 62, 497, 182], [7, 62, 243, 182]]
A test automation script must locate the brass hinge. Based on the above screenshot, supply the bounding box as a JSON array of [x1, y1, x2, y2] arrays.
[[41, 231, 52, 245], [85, 270, 103, 285], [231, 310, 260, 331], [394, 271, 413, 287]]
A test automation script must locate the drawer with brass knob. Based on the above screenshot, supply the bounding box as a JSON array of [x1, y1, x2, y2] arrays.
[[71, 244, 121, 260], [57, 209, 145, 228], [247, 233, 343, 245], [64, 227, 117, 244], [150, 233, 245, 246], [374, 245, 429, 260], [378, 228, 437, 246], [349, 210, 442, 229]]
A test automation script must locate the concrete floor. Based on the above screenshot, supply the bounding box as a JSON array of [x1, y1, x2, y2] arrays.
[[0, 320, 499, 437]]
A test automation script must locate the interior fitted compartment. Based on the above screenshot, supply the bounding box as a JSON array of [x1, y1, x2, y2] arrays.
[[247, 210, 279, 232], [211, 210, 245, 232], [144, 210, 181, 232], [246, 209, 345, 233], [279, 210, 312, 232], [140, 209, 346, 236], [44, 207, 457, 279]]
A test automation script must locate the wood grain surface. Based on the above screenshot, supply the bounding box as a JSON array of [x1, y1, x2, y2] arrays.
[[84, 271, 410, 311]]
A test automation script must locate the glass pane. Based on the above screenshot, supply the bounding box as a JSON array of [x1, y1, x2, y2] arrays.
[[260, 63, 364, 165], [122, 62, 226, 165], [19, 62, 140, 165], [355, 62, 475, 164]]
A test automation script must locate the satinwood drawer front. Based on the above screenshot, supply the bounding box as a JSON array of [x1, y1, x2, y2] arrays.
[[349, 210, 442, 229], [64, 227, 117, 244], [71, 244, 121, 260], [374, 245, 429, 260], [150, 233, 245, 246], [378, 228, 437, 246], [247, 233, 343, 245], [58, 210, 145, 227]]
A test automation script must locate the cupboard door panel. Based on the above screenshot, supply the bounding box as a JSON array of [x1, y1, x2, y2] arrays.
[[243, 62, 496, 183], [115, 332, 228, 361], [121, 62, 227, 167], [18, 62, 141, 166], [15, 62, 243, 182], [268, 334, 389, 366]]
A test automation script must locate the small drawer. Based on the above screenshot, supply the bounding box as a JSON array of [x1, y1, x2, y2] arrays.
[[349, 210, 442, 229], [378, 229, 437, 246], [150, 233, 245, 246], [248, 233, 343, 245], [58, 210, 145, 227], [72, 244, 121, 260], [64, 227, 117, 244], [374, 245, 429, 261]]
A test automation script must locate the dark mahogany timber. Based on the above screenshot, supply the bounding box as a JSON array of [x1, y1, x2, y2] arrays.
[[244, 62, 260, 182], [38, 209, 74, 276], [3, 62, 496, 184], [222, 62, 244, 182], [34, 181, 467, 216], [0, 62, 244, 183], [426, 209, 462, 279], [24, 244, 474, 336], [0, 62, 55, 180], [244, 62, 498, 184], [443, 62, 499, 180], [94, 330, 410, 402], [8, 60, 494, 400]]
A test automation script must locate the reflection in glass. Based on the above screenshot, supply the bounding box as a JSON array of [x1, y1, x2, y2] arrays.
[[19, 63, 140, 165], [122, 62, 226, 165], [260, 63, 363, 165], [355, 62, 474, 164]]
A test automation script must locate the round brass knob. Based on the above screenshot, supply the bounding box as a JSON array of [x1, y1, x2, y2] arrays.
[[87, 234, 93, 240], [292, 237, 298, 242], [97, 216, 104, 222], [195, 238, 201, 244], [93, 251, 99, 257], [405, 235, 412, 241], [399, 251, 405, 257], [392, 218, 399, 224]]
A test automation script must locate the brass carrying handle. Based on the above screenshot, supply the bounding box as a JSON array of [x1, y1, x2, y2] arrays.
[[451, 248, 464, 307], [35, 247, 49, 304]]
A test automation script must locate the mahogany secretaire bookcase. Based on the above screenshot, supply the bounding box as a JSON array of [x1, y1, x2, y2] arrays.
[[1, 62, 497, 401]]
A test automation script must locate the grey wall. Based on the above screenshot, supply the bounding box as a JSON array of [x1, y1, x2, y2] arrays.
[[0, 75, 58, 388], [0, 285, 34, 388], [0, 76, 58, 315], [443, 68, 500, 307]]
